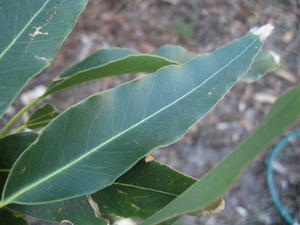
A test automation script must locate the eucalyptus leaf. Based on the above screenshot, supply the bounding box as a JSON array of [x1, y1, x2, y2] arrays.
[[9, 197, 108, 225], [0, 132, 216, 222], [151, 45, 197, 63], [242, 50, 280, 82], [92, 160, 196, 219], [0, 0, 89, 118], [44, 45, 272, 98], [141, 83, 300, 225], [0, 132, 37, 194], [1, 31, 264, 205], [44, 48, 178, 96], [25, 104, 59, 130], [9, 161, 220, 225], [46, 44, 197, 97], [0, 133, 107, 225]]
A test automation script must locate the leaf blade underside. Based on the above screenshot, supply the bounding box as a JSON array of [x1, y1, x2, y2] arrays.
[[1, 32, 263, 205]]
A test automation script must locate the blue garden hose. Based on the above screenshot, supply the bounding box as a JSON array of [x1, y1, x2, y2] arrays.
[[267, 129, 300, 225]]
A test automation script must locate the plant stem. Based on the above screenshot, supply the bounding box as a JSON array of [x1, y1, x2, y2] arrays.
[[11, 125, 27, 134], [0, 96, 43, 137]]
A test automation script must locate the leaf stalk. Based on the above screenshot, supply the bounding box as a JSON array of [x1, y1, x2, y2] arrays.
[[0, 96, 43, 138]]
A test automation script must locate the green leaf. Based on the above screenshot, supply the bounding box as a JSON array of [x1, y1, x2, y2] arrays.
[[141, 83, 300, 225], [9, 161, 218, 225], [44, 45, 273, 98], [1, 31, 264, 205], [0, 133, 38, 172], [0, 132, 37, 194], [92, 160, 196, 219], [242, 50, 280, 82], [45, 44, 197, 97], [44, 48, 179, 96], [0, 133, 107, 225], [151, 45, 197, 63], [25, 104, 59, 129], [0, 209, 28, 225], [0, 0, 89, 118], [9, 197, 108, 225]]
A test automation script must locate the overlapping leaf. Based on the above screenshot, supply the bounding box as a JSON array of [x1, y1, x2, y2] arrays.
[[0, 132, 37, 194], [0, 133, 38, 172], [151, 45, 197, 63], [0, 0, 89, 118], [1, 31, 264, 206], [9, 160, 221, 225], [92, 160, 197, 219], [9, 47, 278, 134], [141, 83, 300, 225], [0, 132, 220, 224], [44, 46, 276, 97], [9, 198, 108, 225], [45, 48, 178, 96], [24, 104, 59, 130], [0, 132, 107, 225], [242, 50, 280, 82]]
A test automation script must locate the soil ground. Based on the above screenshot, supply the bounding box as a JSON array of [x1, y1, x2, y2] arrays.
[[3, 0, 300, 224]]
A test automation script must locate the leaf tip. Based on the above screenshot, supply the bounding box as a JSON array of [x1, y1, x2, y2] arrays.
[[250, 24, 274, 41]]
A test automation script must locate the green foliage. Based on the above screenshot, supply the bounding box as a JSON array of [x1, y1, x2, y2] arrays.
[[0, 0, 89, 118], [241, 50, 280, 82], [10, 198, 108, 225], [0, 2, 293, 225], [24, 104, 59, 130], [142, 83, 300, 225], [2, 32, 263, 205]]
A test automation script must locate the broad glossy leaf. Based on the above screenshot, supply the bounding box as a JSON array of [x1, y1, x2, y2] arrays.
[[92, 160, 196, 219], [242, 50, 280, 82], [1, 31, 264, 205], [141, 83, 300, 225], [25, 104, 59, 129], [0, 209, 28, 225], [0, 0, 88, 118]]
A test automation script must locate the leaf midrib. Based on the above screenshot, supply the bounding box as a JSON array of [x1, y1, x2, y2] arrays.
[[0, 0, 51, 60], [113, 182, 178, 197], [3, 36, 259, 204]]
